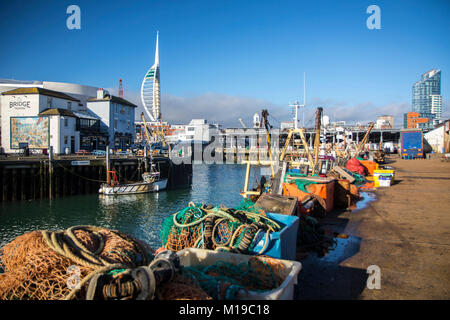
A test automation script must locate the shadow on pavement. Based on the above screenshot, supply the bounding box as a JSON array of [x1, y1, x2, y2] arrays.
[[295, 236, 368, 299]]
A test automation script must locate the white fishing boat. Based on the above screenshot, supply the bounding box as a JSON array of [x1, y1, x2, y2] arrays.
[[99, 167, 167, 196]]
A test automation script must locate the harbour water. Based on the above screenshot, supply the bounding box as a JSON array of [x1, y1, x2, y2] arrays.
[[0, 164, 255, 249]]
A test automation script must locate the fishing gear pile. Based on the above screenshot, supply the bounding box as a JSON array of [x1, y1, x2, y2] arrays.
[[0, 226, 180, 300], [160, 200, 281, 254], [160, 255, 287, 300]]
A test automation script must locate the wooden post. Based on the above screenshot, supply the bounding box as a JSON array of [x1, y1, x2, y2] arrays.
[[40, 161, 44, 199], [63, 166, 68, 196], [12, 169, 17, 201], [21, 169, 26, 200], [106, 146, 110, 185], [77, 167, 82, 195], [49, 146, 53, 200], [144, 146, 149, 172], [3, 168, 8, 202], [243, 161, 251, 198], [33, 167, 37, 200]]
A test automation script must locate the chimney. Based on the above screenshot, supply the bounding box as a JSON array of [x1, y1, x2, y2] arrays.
[[97, 88, 104, 99]]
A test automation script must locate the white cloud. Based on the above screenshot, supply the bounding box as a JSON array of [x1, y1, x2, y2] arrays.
[[115, 88, 413, 128]]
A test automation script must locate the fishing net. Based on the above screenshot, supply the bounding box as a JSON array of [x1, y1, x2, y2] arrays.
[[160, 202, 280, 254], [284, 173, 319, 192], [234, 198, 266, 215], [179, 255, 287, 300], [157, 274, 212, 300], [0, 227, 155, 300], [342, 168, 366, 185], [161, 205, 206, 252]]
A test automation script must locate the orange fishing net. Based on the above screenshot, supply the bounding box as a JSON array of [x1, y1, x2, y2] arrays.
[[157, 274, 212, 300], [248, 255, 286, 289], [165, 226, 202, 252], [0, 228, 154, 300]]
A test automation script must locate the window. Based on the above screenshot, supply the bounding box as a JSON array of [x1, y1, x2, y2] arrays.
[[64, 136, 68, 145], [64, 118, 68, 127], [67, 102, 72, 110], [47, 97, 52, 108], [187, 127, 195, 131], [127, 120, 130, 130], [114, 119, 118, 129]]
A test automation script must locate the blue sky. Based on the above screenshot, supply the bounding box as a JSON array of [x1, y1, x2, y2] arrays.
[[1, 0, 449, 126]]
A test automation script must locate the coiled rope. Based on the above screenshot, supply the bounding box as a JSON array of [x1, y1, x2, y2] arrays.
[[165, 202, 280, 255], [40, 226, 166, 300]]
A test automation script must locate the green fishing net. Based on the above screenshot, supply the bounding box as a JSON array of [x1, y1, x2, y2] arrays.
[[160, 202, 281, 253], [284, 173, 319, 193], [180, 257, 285, 300]]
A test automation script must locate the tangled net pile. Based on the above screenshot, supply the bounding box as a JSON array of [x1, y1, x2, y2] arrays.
[[177, 255, 287, 300], [0, 226, 155, 300], [160, 200, 281, 254]]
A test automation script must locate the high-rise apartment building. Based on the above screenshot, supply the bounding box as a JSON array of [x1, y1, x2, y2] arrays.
[[411, 69, 441, 128]]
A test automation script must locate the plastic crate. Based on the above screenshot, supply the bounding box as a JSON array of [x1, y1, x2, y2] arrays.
[[176, 248, 302, 300], [251, 212, 299, 260], [374, 169, 395, 187], [377, 176, 391, 187]]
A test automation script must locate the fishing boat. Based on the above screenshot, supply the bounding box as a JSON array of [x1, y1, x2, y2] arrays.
[[99, 165, 167, 195]]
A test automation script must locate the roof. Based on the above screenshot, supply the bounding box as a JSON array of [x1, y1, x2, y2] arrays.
[[87, 95, 137, 108], [38, 108, 77, 117], [1, 87, 80, 102], [72, 111, 100, 120]]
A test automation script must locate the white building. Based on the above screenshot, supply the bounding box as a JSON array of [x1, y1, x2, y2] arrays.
[[431, 94, 442, 125], [0, 79, 98, 111], [183, 119, 220, 143], [87, 88, 137, 150], [375, 115, 394, 129], [165, 124, 186, 144], [0, 87, 97, 154], [281, 121, 294, 131], [424, 120, 449, 153]]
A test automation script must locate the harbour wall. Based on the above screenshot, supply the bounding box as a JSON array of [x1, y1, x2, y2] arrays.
[[0, 156, 192, 202]]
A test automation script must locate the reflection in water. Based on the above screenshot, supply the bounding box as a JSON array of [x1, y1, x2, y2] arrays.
[[321, 236, 362, 264], [351, 192, 377, 212], [0, 164, 250, 250]]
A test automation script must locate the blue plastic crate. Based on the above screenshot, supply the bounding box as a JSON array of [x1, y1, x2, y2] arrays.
[[251, 212, 299, 261]]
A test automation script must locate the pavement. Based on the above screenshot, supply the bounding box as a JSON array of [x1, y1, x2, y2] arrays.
[[295, 154, 450, 299]]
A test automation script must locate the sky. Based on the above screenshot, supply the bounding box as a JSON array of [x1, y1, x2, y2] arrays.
[[0, 0, 449, 127]]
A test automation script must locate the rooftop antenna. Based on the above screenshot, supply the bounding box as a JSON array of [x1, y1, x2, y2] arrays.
[[301, 72, 306, 128], [288, 100, 300, 129]]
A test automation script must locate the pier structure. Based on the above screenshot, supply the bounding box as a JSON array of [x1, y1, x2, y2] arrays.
[[214, 126, 401, 163], [0, 154, 192, 202]]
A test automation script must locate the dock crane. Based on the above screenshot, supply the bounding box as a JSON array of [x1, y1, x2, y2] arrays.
[[279, 107, 323, 174], [240, 109, 275, 199], [140, 112, 171, 156], [355, 122, 374, 156], [140, 112, 153, 150]]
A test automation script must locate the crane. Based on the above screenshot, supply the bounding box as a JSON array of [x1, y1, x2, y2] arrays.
[[141, 112, 171, 156], [238, 118, 247, 128], [140, 112, 153, 149], [355, 122, 374, 156], [261, 109, 274, 178]]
